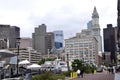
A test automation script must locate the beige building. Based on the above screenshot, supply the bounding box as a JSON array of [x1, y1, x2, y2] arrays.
[[10, 48, 41, 64], [65, 33, 98, 64]]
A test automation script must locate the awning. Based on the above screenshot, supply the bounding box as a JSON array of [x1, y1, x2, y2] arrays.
[[19, 59, 30, 65], [27, 64, 41, 69]]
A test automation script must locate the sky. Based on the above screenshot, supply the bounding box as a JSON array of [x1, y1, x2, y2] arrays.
[[0, 0, 117, 39]]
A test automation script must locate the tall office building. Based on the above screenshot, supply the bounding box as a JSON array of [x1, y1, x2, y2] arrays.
[[53, 30, 64, 49], [103, 24, 116, 63], [32, 24, 47, 54], [0, 25, 20, 49], [32, 24, 64, 55], [46, 32, 54, 53]]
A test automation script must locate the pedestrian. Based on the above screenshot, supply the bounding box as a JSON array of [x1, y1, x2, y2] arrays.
[[80, 69, 84, 78], [77, 69, 81, 78], [92, 69, 94, 74], [108, 67, 111, 74], [111, 67, 113, 73], [11, 68, 13, 78]]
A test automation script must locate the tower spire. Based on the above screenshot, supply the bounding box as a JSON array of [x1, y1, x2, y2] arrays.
[[92, 6, 99, 18]]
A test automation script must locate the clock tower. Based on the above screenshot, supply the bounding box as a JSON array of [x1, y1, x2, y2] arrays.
[[91, 7, 102, 52]]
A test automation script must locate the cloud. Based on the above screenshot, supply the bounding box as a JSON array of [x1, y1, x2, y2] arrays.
[[0, 0, 118, 39]]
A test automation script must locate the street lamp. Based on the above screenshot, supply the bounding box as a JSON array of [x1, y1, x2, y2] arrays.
[[66, 53, 70, 72], [16, 37, 21, 76]]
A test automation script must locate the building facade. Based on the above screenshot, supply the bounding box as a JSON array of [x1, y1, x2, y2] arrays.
[[46, 32, 55, 53], [32, 24, 47, 54], [0, 25, 20, 49], [65, 34, 98, 64], [103, 24, 116, 63], [102, 52, 111, 64], [32, 24, 64, 55], [53, 30, 64, 49], [10, 48, 41, 64]]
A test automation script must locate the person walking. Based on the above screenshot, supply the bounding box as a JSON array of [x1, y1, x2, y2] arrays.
[[77, 69, 81, 78], [92, 69, 94, 74], [80, 69, 84, 78]]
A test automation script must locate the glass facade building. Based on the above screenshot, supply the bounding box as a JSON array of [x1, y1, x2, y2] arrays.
[[54, 30, 64, 49]]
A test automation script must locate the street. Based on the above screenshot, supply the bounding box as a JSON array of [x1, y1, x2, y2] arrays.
[[73, 72, 114, 80]]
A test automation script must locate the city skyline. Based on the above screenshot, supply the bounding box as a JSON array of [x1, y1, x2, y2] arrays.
[[0, 0, 117, 39]]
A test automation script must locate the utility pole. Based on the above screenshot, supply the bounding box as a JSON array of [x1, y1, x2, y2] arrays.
[[16, 37, 21, 76]]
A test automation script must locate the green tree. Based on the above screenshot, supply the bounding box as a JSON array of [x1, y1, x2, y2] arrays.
[[38, 58, 45, 65], [38, 58, 55, 65], [72, 59, 83, 71], [84, 64, 92, 73]]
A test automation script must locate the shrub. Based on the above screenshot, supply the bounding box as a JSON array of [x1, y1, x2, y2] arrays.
[[32, 71, 65, 80]]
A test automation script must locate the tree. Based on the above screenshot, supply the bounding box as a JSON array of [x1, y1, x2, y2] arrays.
[[38, 58, 46, 65], [72, 59, 83, 71], [38, 58, 55, 65]]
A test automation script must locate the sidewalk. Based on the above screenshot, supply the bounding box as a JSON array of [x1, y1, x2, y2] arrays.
[[72, 72, 114, 80], [114, 73, 120, 80]]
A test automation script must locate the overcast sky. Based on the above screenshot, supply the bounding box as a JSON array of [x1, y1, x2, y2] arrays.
[[0, 0, 117, 39]]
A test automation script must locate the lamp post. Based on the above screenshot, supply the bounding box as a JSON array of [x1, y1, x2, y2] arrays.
[[16, 37, 21, 76], [66, 53, 70, 72]]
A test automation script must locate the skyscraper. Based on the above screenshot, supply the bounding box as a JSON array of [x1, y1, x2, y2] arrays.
[[53, 30, 64, 49], [103, 24, 116, 63], [32, 24, 47, 54], [0, 25, 20, 49], [46, 32, 54, 53]]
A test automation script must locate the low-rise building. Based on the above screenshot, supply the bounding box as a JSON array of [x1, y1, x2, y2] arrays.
[[10, 48, 41, 64]]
